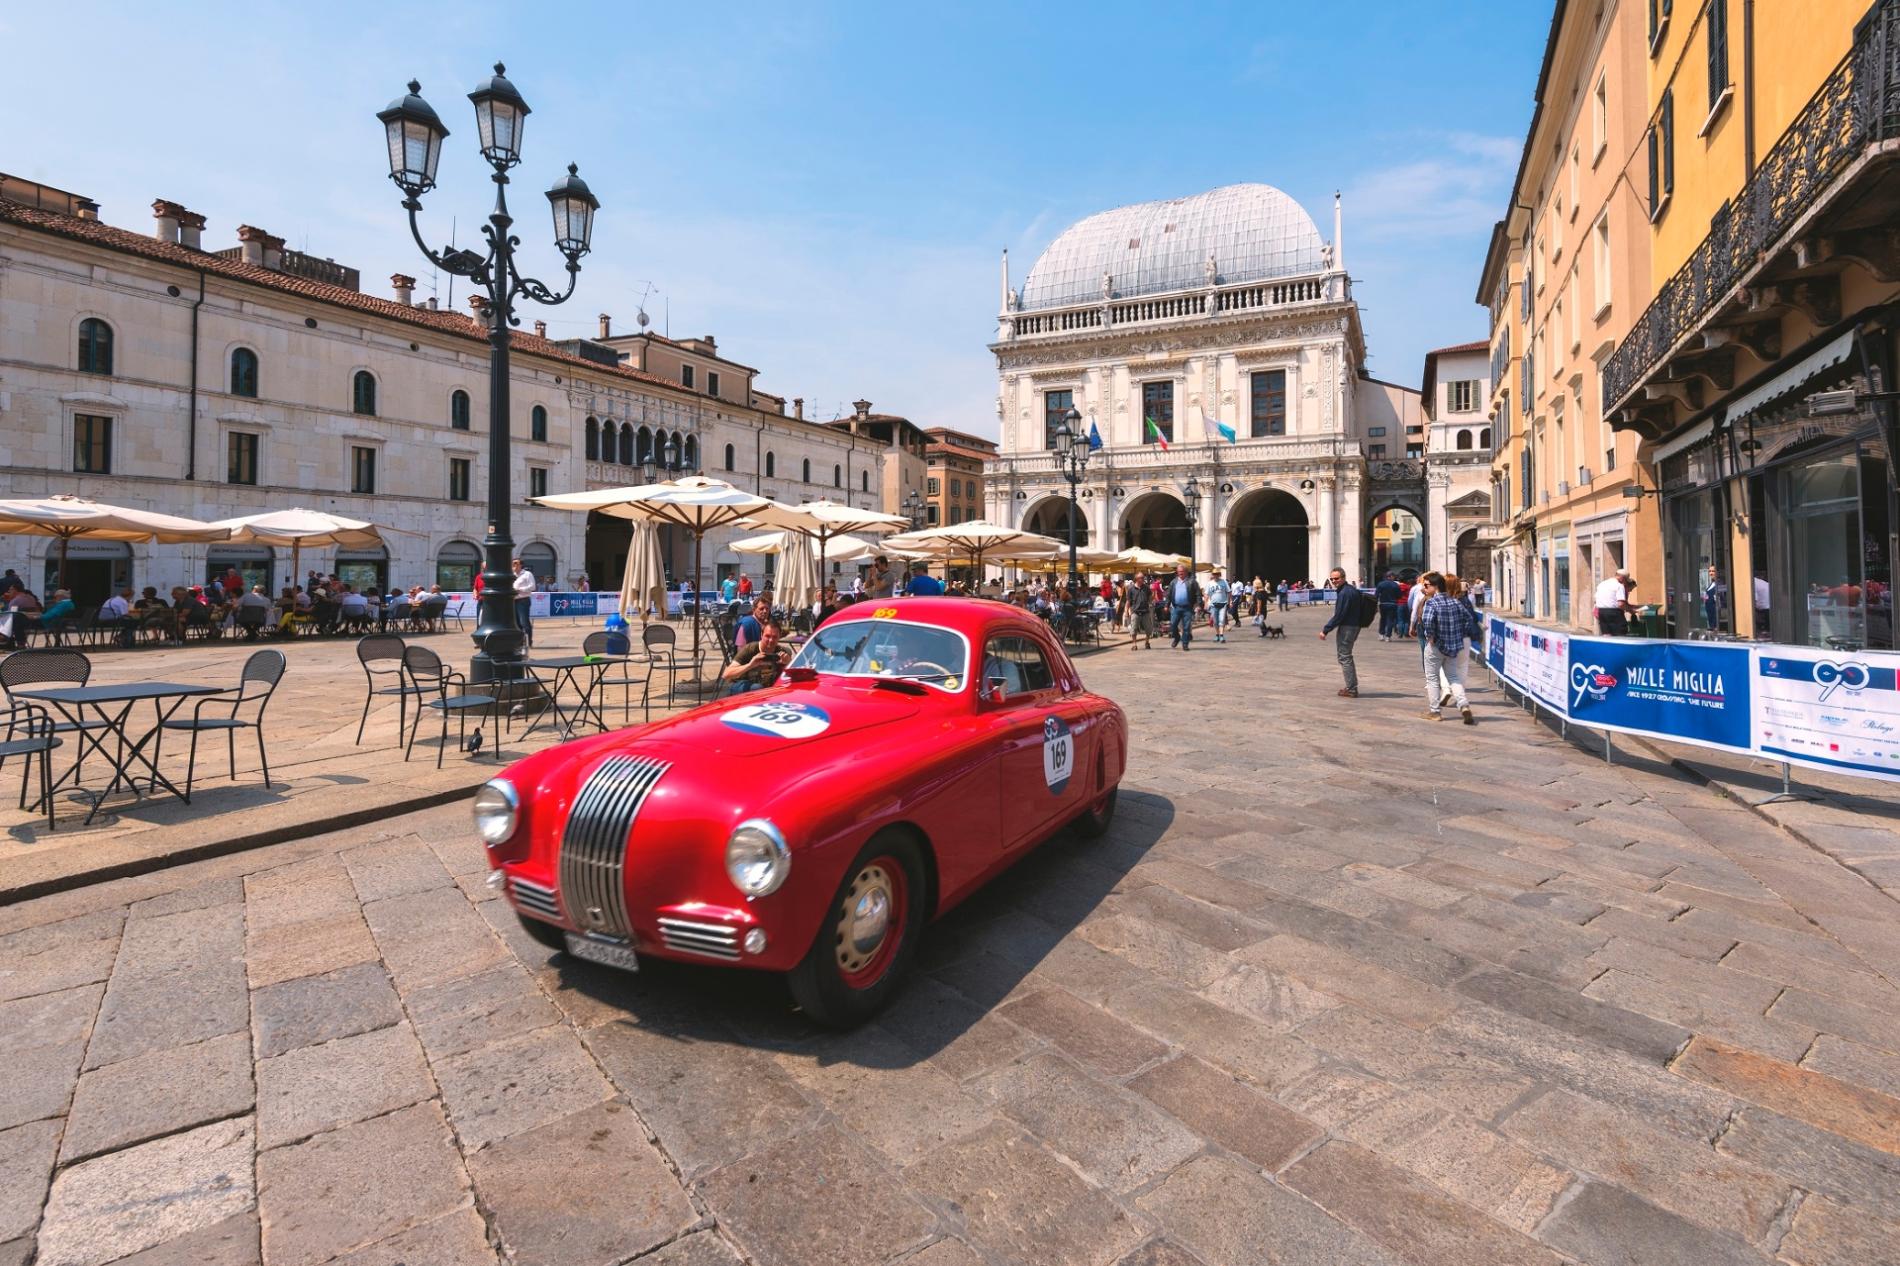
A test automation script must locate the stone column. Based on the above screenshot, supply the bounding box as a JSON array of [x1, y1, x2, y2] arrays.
[[1339, 475, 1365, 583], [1426, 470, 1451, 573], [1315, 477, 1337, 579]]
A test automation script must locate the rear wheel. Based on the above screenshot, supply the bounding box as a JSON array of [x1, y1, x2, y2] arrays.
[[516, 912, 567, 953], [789, 835, 925, 1027], [1071, 785, 1118, 839]]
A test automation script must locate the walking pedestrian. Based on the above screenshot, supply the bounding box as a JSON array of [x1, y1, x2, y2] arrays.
[[1416, 570, 1480, 724], [1319, 567, 1366, 697], [1375, 571, 1402, 641], [1206, 567, 1232, 642], [1127, 570, 1155, 649], [1166, 564, 1200, 651]]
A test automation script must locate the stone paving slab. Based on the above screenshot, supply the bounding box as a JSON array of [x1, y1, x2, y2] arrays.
[[0, 615, 1894, 1264]]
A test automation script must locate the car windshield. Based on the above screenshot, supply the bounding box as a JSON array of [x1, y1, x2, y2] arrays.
[[788, 618, 969, 691]]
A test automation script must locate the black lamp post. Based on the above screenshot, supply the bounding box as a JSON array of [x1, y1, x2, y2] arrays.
[[903, 491, 925, 529], [1053, 405, 1091, 591], [1183, 477, 1202, 581], [377, 66, 599, 684]]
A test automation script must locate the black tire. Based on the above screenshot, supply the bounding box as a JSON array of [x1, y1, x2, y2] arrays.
[[516, 911, 567, 953], [1071, 785, 1119, 840], [789, 834, 927, 1028]]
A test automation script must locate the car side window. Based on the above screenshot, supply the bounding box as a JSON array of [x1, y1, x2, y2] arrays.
[[983, 636, 1053, 697]]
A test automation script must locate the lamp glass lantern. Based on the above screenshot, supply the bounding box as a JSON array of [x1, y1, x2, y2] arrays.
[[641, 449, 660, 483], [546, 163, 598, 257], [377, 81, 448, 196], [664, 434, 682, 471], [468, 63, 531, 167], [1184, 477, 1202, 522]]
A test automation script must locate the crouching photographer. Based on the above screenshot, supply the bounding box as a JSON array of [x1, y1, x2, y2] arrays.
[[721, 622, 788, 697]]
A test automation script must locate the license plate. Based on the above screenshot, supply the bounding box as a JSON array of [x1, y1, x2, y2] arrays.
[[565, 932, 640, 972]]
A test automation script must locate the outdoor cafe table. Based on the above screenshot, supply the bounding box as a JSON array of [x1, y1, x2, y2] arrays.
[[12, 681, 232, 824], [519, 655, 619, 741]]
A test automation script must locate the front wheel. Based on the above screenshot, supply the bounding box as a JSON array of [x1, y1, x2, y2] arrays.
[[789, 835, 926, 1028]]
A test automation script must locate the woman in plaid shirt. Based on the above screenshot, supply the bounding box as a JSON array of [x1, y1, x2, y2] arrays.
[[1413, 571, 1481, 725]]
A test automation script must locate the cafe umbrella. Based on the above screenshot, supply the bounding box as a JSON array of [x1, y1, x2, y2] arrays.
[[617, 520, 667, 625], [0, 495, 230, 589], [210, 508, 389, 592], [878, 520, 1066, 577], [536, 476, 811, 674]]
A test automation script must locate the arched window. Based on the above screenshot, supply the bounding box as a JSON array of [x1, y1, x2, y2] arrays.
[[585, 417, 599, 460], [802, 458, 812, 483], [766, 451, 776, 478], [724, 443, 736, 471], [683, 436, 698, 469], [834, 464, 842, 487], [861, 471, 869, 492], [618, 423, 634, 466], [230, 348, 259, 398], [1480, 427, 1492, 449], [530, 405, 548, 442], [78, 318, 113, 375], [1456, 429, 1473, 450], [450, 390, 471, 430], [352, 370, 377, 416], [636, 425, 652, 466]]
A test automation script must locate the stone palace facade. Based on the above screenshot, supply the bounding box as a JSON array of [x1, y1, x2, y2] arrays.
[[986, 183, 1448, 585]]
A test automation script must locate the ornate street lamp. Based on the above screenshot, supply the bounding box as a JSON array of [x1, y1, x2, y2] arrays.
[[1053, 405, 1091, 591], [377, 65, 599, 684], [1183, 477, 1202, 578], [903, 491, 925, 529]]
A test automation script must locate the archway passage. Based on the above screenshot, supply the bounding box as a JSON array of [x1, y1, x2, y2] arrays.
[[1229, 489, 1308, 586], [1023, 496, 1080, 546], [1370, 506, 1425, 580], [1121, 493, 1191, 560], [1456, 528, 1487, 584], [586, 510, 632, 593]]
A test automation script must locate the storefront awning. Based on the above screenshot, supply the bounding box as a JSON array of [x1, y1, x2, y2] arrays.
[[1726, 329, 1858, 423], [1653, 419, 1714, 462]]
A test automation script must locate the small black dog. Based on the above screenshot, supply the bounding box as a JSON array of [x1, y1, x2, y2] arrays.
[[1262, 624, 1286, 639]]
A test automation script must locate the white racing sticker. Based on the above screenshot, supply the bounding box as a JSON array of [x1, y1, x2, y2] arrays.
[[1042, 716, 1073, 794], [722, 701, 832, 739]]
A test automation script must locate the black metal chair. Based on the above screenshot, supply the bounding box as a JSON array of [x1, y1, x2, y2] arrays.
[[355, 634, 424, 745], [640, 623, 682, 721], [153, 648, 286, 800], [0, 648, 106, 779], [583, 629, 638, 725], [403, 645, 497, 768], [418, 597, 449, 633], [0, 701, 60, 830], [234, 605, 269, 641]]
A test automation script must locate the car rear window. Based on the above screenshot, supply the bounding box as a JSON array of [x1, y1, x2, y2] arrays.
[[790, 618, 969, 691]]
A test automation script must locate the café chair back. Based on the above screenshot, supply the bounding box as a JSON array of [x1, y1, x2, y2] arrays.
[[154, 648, 287, 800], [355, 634, 422, 745], [402, 645, 497, 769]]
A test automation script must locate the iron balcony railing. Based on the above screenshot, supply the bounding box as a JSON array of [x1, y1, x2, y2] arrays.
[[1603, 0, 1900, 411]]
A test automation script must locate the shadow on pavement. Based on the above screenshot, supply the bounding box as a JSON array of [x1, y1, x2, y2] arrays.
[[548, 787, 1176, 1063]]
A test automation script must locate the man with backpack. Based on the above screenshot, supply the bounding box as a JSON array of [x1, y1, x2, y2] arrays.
[[1319, 567, 1371, 697]]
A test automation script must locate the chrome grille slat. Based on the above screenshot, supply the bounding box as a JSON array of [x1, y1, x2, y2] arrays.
[[557, 755, 668, 938], [510, 876, 561, 921], [657, 916, 741, 960]]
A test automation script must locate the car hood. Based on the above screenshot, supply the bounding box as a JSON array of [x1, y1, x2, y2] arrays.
[[629, 678, 925, 761]]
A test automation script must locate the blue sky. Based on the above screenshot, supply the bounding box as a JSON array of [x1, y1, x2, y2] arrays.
[[6, 1, 1551, 437]]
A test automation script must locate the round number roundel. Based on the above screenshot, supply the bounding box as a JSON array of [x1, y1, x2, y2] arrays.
[[722, 701, 833, 739]]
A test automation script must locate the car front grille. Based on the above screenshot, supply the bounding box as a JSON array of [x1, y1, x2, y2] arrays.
[[657, 917, 741, 961], [557, 754, 669, 939], [509, 875, 561, 922]]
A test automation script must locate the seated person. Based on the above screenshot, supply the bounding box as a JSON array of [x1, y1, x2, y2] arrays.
[[276, 586, 310, 634], [735, 596, 771, 649], [339, 584, 370, 624], [721, 623, 786, 696], [41, 589, 76, 624]]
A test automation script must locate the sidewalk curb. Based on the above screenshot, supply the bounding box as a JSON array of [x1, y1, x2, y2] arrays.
[[0, 783, 482, 906]]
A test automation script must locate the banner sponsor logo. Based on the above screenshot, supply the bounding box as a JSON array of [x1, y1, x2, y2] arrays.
[[1565, 637, 1750, 751]]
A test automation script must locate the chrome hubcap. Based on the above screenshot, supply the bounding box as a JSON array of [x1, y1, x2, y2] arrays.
[[836, 864, 893, 974]]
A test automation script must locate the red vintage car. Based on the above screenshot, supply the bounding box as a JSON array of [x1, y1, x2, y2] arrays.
[[476, 597, 1127, 1025]]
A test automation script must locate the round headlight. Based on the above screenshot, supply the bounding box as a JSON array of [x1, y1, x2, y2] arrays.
[[472, 779, 519, 846], [725, 818, 790, 898]]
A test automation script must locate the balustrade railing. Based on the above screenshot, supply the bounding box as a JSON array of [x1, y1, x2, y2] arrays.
[[1603, 0, 1900, 410], [1004, 272, 1342, 340], [992, 435, 1353, 476]]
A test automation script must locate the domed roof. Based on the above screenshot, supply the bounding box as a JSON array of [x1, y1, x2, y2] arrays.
[[1019, 183, 1325, 312]]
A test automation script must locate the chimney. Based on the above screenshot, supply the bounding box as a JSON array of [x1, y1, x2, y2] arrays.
[[701, 334, 716, 349], [177, 210, 205, 250], [598, 313, 611, 339], [151, 199, 185, 244], [236, 224, 269, 266], [426, 296, 438, 310], [75, 198, 100, 221], [390, 274, 416, 306], [793, 397, 804, 420], [468, 294, 491, 326], [533, 320, 547, 337], [262, 234, 285, 270]]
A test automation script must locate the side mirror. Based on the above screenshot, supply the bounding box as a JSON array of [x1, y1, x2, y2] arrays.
[[985, 680, 1007, 705]]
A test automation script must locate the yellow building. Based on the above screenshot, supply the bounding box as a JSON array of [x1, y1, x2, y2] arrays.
[[1480, 0, 1662, 629], [1603, 0, 1899, 650]]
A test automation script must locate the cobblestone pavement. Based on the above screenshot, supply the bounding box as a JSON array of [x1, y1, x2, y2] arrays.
[[2, 605, 1897, 1266]]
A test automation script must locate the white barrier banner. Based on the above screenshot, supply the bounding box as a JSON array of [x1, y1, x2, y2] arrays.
[[1752, 646, 1900, 783]]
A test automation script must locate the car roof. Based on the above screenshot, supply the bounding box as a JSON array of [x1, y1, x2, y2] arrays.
[[822, 596, 1046, 640]]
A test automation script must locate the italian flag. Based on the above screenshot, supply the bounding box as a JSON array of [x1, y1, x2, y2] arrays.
[[1144, 416, 1170, 449]]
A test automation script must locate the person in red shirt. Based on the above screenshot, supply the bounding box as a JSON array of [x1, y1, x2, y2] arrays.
[[738, 574, 753, 598]]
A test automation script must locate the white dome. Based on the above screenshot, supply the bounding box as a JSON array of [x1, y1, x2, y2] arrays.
[[1019, 183, 1325, 312]]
